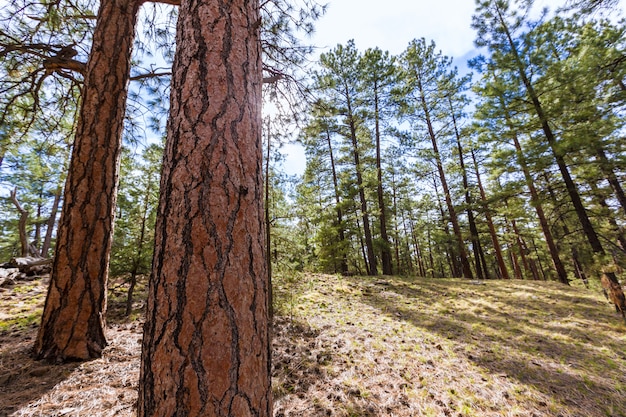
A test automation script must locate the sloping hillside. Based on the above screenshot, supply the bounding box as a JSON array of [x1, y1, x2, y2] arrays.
[[1, 273, 625, 416]]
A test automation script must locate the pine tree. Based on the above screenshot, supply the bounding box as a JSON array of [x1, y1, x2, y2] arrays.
[[138, 0, 271, 413]]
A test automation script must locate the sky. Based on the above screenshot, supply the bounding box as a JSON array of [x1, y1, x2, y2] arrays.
[[279, 0, 626, 175]]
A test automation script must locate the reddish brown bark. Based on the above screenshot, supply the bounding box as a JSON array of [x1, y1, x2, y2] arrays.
[[34, 0, 141, 361], [138, 0, 271, 415]]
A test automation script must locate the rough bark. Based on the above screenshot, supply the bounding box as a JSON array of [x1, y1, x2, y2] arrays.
[[138, 0, 271, 414], [34, 0, 141, 361]]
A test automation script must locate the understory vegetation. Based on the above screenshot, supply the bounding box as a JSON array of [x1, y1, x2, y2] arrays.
[[2, 272, 625, 417]]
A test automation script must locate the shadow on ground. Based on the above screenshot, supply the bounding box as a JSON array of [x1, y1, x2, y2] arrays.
[[353, 275, 626, 417]]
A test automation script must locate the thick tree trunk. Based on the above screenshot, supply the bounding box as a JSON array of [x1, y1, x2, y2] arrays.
[[138, 0, 271, 414], [33, 0, 140, 361]]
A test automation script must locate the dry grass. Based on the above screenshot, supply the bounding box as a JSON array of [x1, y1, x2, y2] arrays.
[[1, 273, 625, 417]]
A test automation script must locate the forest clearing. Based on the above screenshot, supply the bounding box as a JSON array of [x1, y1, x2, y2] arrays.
[[1, 272, 625, 417]]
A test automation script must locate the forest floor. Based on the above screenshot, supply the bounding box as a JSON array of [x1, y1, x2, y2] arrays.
[[1, 273, 626, 417]]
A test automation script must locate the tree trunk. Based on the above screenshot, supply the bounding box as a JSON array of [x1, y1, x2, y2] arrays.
[[420, 81, 472, 278], [325, 126, 348, 275], [138, 0, 271, 414], [510, 132, 569, 284], [450, 101, 485, 279], [34, 0, 140, 361], [10, 187, 29, 258], [264, 118, 274, 319], [542, 172, 591, 286], [432, 173, 461, 278], [471, 149, 510, 279], [41, 186, 62, 258], [355, 214, 370, 275], [391, 171, 401, 274], [594, 140, 626, 217], [125, 173, 153, 317], [345, 86, 377, 275], [373, 80, 393, 275]]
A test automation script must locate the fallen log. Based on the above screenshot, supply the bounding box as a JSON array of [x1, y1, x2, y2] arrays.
[[6, 257, 53, 276], [0, 268, 20, 287]]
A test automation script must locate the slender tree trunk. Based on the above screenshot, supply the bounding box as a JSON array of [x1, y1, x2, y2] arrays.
[[496, 4, 625, 299], [471, 149, 510, 279], [419, 81, 472, 278], [355, 214, 370, 275], [450, 101, 485, 279], [507, 237, 523, 280], [345, 87, 377, 275], [34, 199, 42, 253], [432, 173, 461, 278], [373, 81, 393, 275], [391, 172, 401, 274], [589, 181, 626, 254], [125, 174, 153, 317], [34, 0, 140, 361], [10, 187, 29, 257], [426, 224, 435, 277], [542, 173, 591, 286], [138, 0, 271, 414], [511, 132, 569, 284], [594, 139, 626, 217], [409, 218, 426, 277], [265, 118, 273, 319], [41, 186, 62, 258], [325, 127, 348, 275]]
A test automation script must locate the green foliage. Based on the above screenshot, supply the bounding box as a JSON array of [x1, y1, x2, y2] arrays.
[[109, 143, 162, 277]]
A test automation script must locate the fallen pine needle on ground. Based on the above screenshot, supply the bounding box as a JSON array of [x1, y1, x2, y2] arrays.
[[1, 273, 625, 416]]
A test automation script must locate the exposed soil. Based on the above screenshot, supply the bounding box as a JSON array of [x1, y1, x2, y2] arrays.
[[1, 273, 625, 417]]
